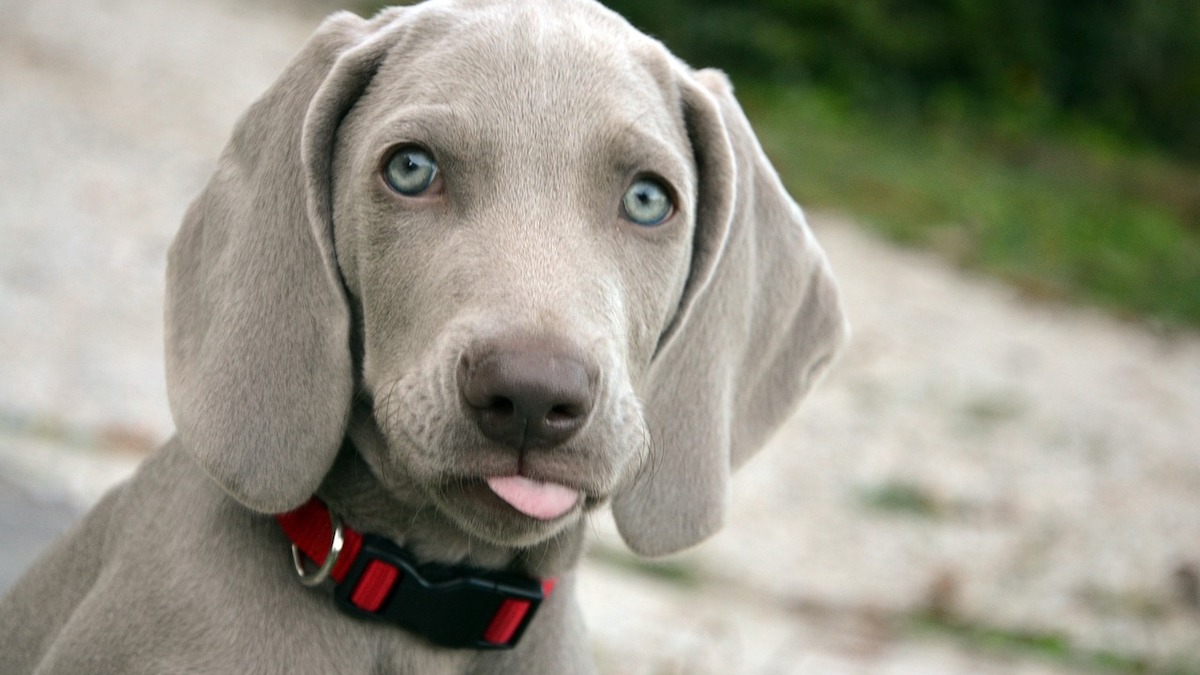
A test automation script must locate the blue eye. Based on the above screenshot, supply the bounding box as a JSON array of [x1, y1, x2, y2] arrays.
[[621, 178, 673, 226], [383, 146, 438, 196]]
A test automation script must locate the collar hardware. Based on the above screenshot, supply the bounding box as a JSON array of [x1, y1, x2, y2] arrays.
[[290, 511, 344, 587], [276, 498, 554, 650]]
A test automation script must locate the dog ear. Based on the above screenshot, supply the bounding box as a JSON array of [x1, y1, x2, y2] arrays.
[[164, 10, 406, 513], [613, 68, 848, 556]]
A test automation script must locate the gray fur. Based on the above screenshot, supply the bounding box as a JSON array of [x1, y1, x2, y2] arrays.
[[0, 0, 846, 671]]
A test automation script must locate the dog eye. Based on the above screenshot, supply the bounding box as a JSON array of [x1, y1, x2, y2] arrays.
[[621, 178, 673, 226], [383, 146, 438, 196]]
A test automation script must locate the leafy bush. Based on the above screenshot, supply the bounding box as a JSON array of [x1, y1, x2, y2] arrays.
[[602, 0, 1200, 163]]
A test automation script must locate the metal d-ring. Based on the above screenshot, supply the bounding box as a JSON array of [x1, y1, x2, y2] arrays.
[[291, 513, 345, 588]]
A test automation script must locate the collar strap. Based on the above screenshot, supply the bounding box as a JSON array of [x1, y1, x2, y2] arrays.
[[276, 498, 556, 650]]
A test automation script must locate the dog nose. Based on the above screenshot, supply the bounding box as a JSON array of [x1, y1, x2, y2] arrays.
[[459, 341, 594, 449]]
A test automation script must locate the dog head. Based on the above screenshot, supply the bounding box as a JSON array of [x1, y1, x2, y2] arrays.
[[165, 0, 846, 557]]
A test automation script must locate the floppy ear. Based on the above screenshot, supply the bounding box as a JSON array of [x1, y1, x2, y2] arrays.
[[613, 69, 848, 556], [164, 11, 404, 513]]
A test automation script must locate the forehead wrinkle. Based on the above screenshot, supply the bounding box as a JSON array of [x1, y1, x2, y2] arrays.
[[369, 1, 689, 196], [375, 0, 676, 127]]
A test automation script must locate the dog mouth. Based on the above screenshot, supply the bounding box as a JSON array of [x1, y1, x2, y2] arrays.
[[483, 475, 580, 520], [439, 472, 597, 532]]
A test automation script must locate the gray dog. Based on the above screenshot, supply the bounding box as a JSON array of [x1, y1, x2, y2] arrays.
[[0, 0, 846, 671]]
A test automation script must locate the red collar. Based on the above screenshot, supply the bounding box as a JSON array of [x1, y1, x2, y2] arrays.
[[276, 498, 556, 650]]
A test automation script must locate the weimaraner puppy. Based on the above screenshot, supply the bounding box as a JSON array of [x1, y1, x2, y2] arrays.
[[0, 0, 846, 671]]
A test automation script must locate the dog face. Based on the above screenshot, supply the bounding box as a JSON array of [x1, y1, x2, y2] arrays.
[[165, 0, 846, 557], [329, 6, 696, 546]]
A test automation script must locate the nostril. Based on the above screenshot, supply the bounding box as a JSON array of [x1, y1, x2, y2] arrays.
[[482, 396, 515, 417], [546, 404, 582, 424]]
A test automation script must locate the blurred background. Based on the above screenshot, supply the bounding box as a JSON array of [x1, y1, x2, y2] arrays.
[[601, 0, 1200, 332], [1, 0, 1197, 672]]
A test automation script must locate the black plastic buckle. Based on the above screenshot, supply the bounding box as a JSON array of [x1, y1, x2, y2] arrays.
[[333, 534, 546, 650]]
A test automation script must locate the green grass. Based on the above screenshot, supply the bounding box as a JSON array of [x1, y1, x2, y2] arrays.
[[907, 612, 1200, 674], [741, 85, 1200, 331], [586, 543, 703, 588], [857, 479, 943, 518]]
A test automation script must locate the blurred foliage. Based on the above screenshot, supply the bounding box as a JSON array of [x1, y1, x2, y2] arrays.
[[742, 84, 1200, 328], [600, 0, 1200, 163]]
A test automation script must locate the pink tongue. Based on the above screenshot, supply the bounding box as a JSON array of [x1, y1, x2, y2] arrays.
[[486, 475, 579, 521]]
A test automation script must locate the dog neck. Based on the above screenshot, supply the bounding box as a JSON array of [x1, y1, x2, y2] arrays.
[[313, 430, 586, 579]]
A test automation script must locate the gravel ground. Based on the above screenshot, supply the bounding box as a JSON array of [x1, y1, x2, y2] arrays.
[[2, 0, 1198, 672]]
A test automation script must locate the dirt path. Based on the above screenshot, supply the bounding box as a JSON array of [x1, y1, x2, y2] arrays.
[[2, 0, 1197, 672]]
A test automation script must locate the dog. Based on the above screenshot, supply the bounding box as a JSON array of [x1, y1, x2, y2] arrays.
[[0, 0, 846, 671]]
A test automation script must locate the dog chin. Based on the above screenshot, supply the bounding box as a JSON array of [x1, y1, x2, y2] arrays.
[[356, 420, 597, 547]]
